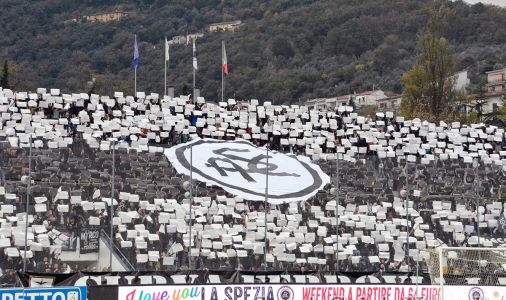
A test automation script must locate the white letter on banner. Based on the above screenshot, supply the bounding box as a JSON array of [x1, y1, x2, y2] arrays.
[[40, 292, 52, 300], [26, 293, 37, 300], [2, 293, 13, 300], [52, 292, 66, 300]]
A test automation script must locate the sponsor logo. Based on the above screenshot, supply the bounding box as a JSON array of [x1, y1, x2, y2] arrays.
[[0, 287, 86, 300], [469, 287, 484, 300], [277, 286, 294, 300], [166, 139, 330, 204]]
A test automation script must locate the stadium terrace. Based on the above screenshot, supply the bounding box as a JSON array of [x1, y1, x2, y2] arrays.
[[0, 87, 504, 288]]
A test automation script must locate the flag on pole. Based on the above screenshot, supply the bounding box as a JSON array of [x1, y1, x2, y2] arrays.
[[133, 35, 139, 69], [222, 41, 229, 74], [192, 39, 198, 70], [165, 37, 170, 62]]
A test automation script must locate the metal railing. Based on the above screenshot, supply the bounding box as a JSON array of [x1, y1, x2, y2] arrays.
[[100, 229, 135, 272]]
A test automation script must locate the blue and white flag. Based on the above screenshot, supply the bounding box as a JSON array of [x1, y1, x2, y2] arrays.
[[133, 35, 139, 69]]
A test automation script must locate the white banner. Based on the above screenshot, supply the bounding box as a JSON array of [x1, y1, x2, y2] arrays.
[[164, 138, 330, 204], [118, 284, 442, 300]]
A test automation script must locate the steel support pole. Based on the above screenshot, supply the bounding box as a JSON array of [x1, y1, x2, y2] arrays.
[[189, 145, 193, 270], [335, 156, 340, 274], [264, 146, 268, 271], [109, 141, 116, 271], [476, 162, 480, 248], [405, 162, 410, 263], [23, 135, 32, 273]]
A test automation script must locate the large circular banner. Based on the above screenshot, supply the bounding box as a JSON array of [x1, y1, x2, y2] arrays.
[[164, 138, 330, 204]]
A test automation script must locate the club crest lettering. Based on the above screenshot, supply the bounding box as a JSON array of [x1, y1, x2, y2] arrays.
[[165, 138, 330, 204]]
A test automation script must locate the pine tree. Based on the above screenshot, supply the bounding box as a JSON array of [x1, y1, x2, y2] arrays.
[[401, 6, 463, 122]]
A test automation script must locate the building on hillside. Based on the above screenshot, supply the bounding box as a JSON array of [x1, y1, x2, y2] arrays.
[[486, 68, 506, 94], [353, 90, 387, 107], [452, 70, 471, 92], [63, 18, 78, 24], [376, 94, 402, 113], [209, 20, 242, 32], [305, 90, 387, 111], [305, 96, 349, 110], [84, 11, 126, 23], [482, 68, 505, 114], [462, 68, 505, 116]]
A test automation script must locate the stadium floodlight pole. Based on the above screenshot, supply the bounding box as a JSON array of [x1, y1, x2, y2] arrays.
[[23, 134, 32, 273], [264, 145, 268, 271], [189, 145, 193, 270], [335, 155, 339, 274], [109, 140, 116, 272]]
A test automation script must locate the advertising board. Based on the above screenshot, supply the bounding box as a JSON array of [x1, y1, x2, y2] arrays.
[[118, 284, 441, 300], [0, 286, 86, 300]]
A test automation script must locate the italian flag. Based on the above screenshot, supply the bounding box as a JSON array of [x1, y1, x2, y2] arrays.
[[222, 41, 228, 74]]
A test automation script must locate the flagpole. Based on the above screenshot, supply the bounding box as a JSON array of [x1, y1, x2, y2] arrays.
[[221, 40, 224, 102], [134, 34, 138, 96], [164, 37, 168, 96], [193, 65, 195, 104], [192, 38, 196, 104], [135, 34, 137, 95], [164, 44, 167, 96]]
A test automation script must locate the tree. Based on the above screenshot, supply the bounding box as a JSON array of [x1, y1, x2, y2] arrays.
[[401, 6, 464, 122], [348, 96, 356, 111], [0, 60, 9, 89], [486, 94, 506, 126], [271, 36, 294, 58], [466, 87, 487, 123]]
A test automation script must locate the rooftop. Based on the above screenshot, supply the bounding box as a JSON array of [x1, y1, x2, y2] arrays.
[[209, 20, 242, 26], [486, 68, 506, 74]]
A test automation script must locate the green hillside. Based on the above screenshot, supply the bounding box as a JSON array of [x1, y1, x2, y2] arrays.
[[1, 0, 506, 103]]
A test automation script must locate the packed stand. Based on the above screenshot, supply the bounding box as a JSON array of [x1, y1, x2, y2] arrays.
[[0, 87, 505, 280]]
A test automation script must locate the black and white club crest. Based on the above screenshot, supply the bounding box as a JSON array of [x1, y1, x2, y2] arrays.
[[165, 138, 330, 204]]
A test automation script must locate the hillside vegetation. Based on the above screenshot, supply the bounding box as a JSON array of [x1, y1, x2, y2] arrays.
[[1, 0, 506, 103]]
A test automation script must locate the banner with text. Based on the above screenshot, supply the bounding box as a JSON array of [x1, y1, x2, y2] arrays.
[[0, 286, 86, 300], [11, 271, 433, 287], [118, 285, 441, 300], [80, 228, 100, 254]]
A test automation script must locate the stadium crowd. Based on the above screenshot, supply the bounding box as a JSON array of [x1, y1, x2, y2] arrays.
[[0, 87, 504, 280]]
